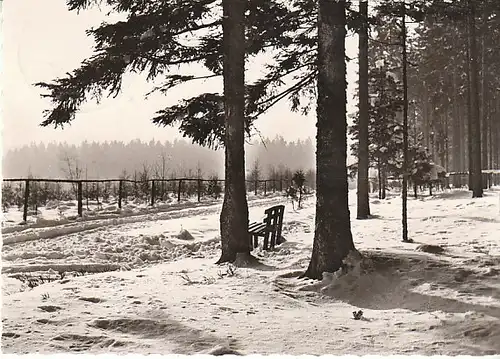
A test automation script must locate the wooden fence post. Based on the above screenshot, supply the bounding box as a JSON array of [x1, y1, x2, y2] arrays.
[[151, 180, 156, 206], [118, 180, 123, 209], [264, 180, 267, 196], [279, 179, 283, 192], [178, 179, 182, 202], [254, 180, 258, 196], [77, 181, 83, 217], [23, 180, 30, 222], [32, 181, 38, 214], [197, 179, 202, 202], [96, 183, 100, 205], [85, 182, 89, 210]]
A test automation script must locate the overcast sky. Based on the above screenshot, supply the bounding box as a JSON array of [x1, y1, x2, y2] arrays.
[[2, 0, 359, 151]]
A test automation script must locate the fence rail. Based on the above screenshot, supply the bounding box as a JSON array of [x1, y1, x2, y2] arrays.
[[2, 177, 294, 222]]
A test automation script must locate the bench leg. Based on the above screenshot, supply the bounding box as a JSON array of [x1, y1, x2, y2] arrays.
[[263, 233, 270, 250], [253, 235, 259, 249], [270, 232, 277, 249]]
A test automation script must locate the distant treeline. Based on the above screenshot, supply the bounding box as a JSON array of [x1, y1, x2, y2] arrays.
[[3, 136, 315, 180]]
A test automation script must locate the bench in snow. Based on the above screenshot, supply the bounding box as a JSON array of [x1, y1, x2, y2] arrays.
[[248, 205, 285, 250]]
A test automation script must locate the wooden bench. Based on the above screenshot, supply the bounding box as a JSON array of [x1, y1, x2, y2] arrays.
[[248, 205, 285, 250]]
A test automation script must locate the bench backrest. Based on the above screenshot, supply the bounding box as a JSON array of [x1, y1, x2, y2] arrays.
[[263, 205, 285, 243]]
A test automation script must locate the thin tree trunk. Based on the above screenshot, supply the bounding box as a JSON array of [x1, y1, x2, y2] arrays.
[[401, 1, 410, 242], [466, 27, 473, 189], [458, 101, 465, 172], [452, 73, 461, 178], [423, 85, 430, 151], [429, 106, 436, 162], [468, 0, 483, 198], [481, 16, 488, 171], [217, 0, 251, 264], [493, 98, 499, 170], [302, 0, 356, 280], [488, 98, 493, 171], [356, 0, 371, 219], [381, 165, 386, 200], [378, 160, 382, 199], [444, 111, 449, 170], [494, 98, 500, 170]]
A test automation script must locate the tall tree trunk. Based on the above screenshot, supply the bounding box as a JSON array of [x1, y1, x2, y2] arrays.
[[481, 15, 488, 171], [217, 0, 251, 264], [377, 159, 382, 199], [423, 86, 430, 151], [488, 98, 493, 171], [381, 164, 386, 200], [356, 0, 371, 219], [492, 97, 500, 169], [401, 1, 410, 242], [494, 98, 500, 170], [493, 98, 499, 170], [468, 0, 483, 198], [466, 26, 473, 189], [451, 73, 461, 179], [429, 106, 436, 162], [302, 0, 356, 280], [444, 110, 449, 170], [459, 100, 466, 172]]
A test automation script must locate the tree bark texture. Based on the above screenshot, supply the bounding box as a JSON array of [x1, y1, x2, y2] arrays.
[[303, 0, 356, 280], [217, 0, 251, 264]]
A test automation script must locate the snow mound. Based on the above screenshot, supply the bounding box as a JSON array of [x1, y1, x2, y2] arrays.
[[45, 200, 60, 210], [441, 312, 500, 355], [416, 244, 446, 254], [298, 250, 384, 298], [299, 250, 500, 319], [175, 229, 194, 241], [207, 345, 243, 356]]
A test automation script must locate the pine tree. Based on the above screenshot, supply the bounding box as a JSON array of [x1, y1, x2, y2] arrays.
[[35, 0, 310, 148]]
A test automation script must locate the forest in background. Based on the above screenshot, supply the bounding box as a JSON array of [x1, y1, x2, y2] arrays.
[[2, 136, 315, 180]]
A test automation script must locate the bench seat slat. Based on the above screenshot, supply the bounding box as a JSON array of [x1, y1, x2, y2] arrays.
[[248, 221, 263, 230], [248, 221, 262, 229], [248, 222, 267, 234]]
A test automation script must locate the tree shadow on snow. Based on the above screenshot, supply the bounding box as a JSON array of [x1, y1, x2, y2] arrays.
[[425, 189, 498, 201], [89, 314, 242, 355], [462, 216, 500, 223], [233, 253, 278, 271], [316, 250, 500, 320]]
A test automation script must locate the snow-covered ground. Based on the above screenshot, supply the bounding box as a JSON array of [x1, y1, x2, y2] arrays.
[[2, 188, 500, 355]]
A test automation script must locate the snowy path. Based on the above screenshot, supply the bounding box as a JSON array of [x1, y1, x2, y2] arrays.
[[2, 188, 500, 355], [2, 195, 286, 272]]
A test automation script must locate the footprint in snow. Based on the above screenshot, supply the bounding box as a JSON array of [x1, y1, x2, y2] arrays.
[[38, 305, 62, 313], [79, 297, 105, 303]]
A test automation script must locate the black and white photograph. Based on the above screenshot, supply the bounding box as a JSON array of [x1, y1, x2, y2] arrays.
[[2, 0, 500, 355]]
